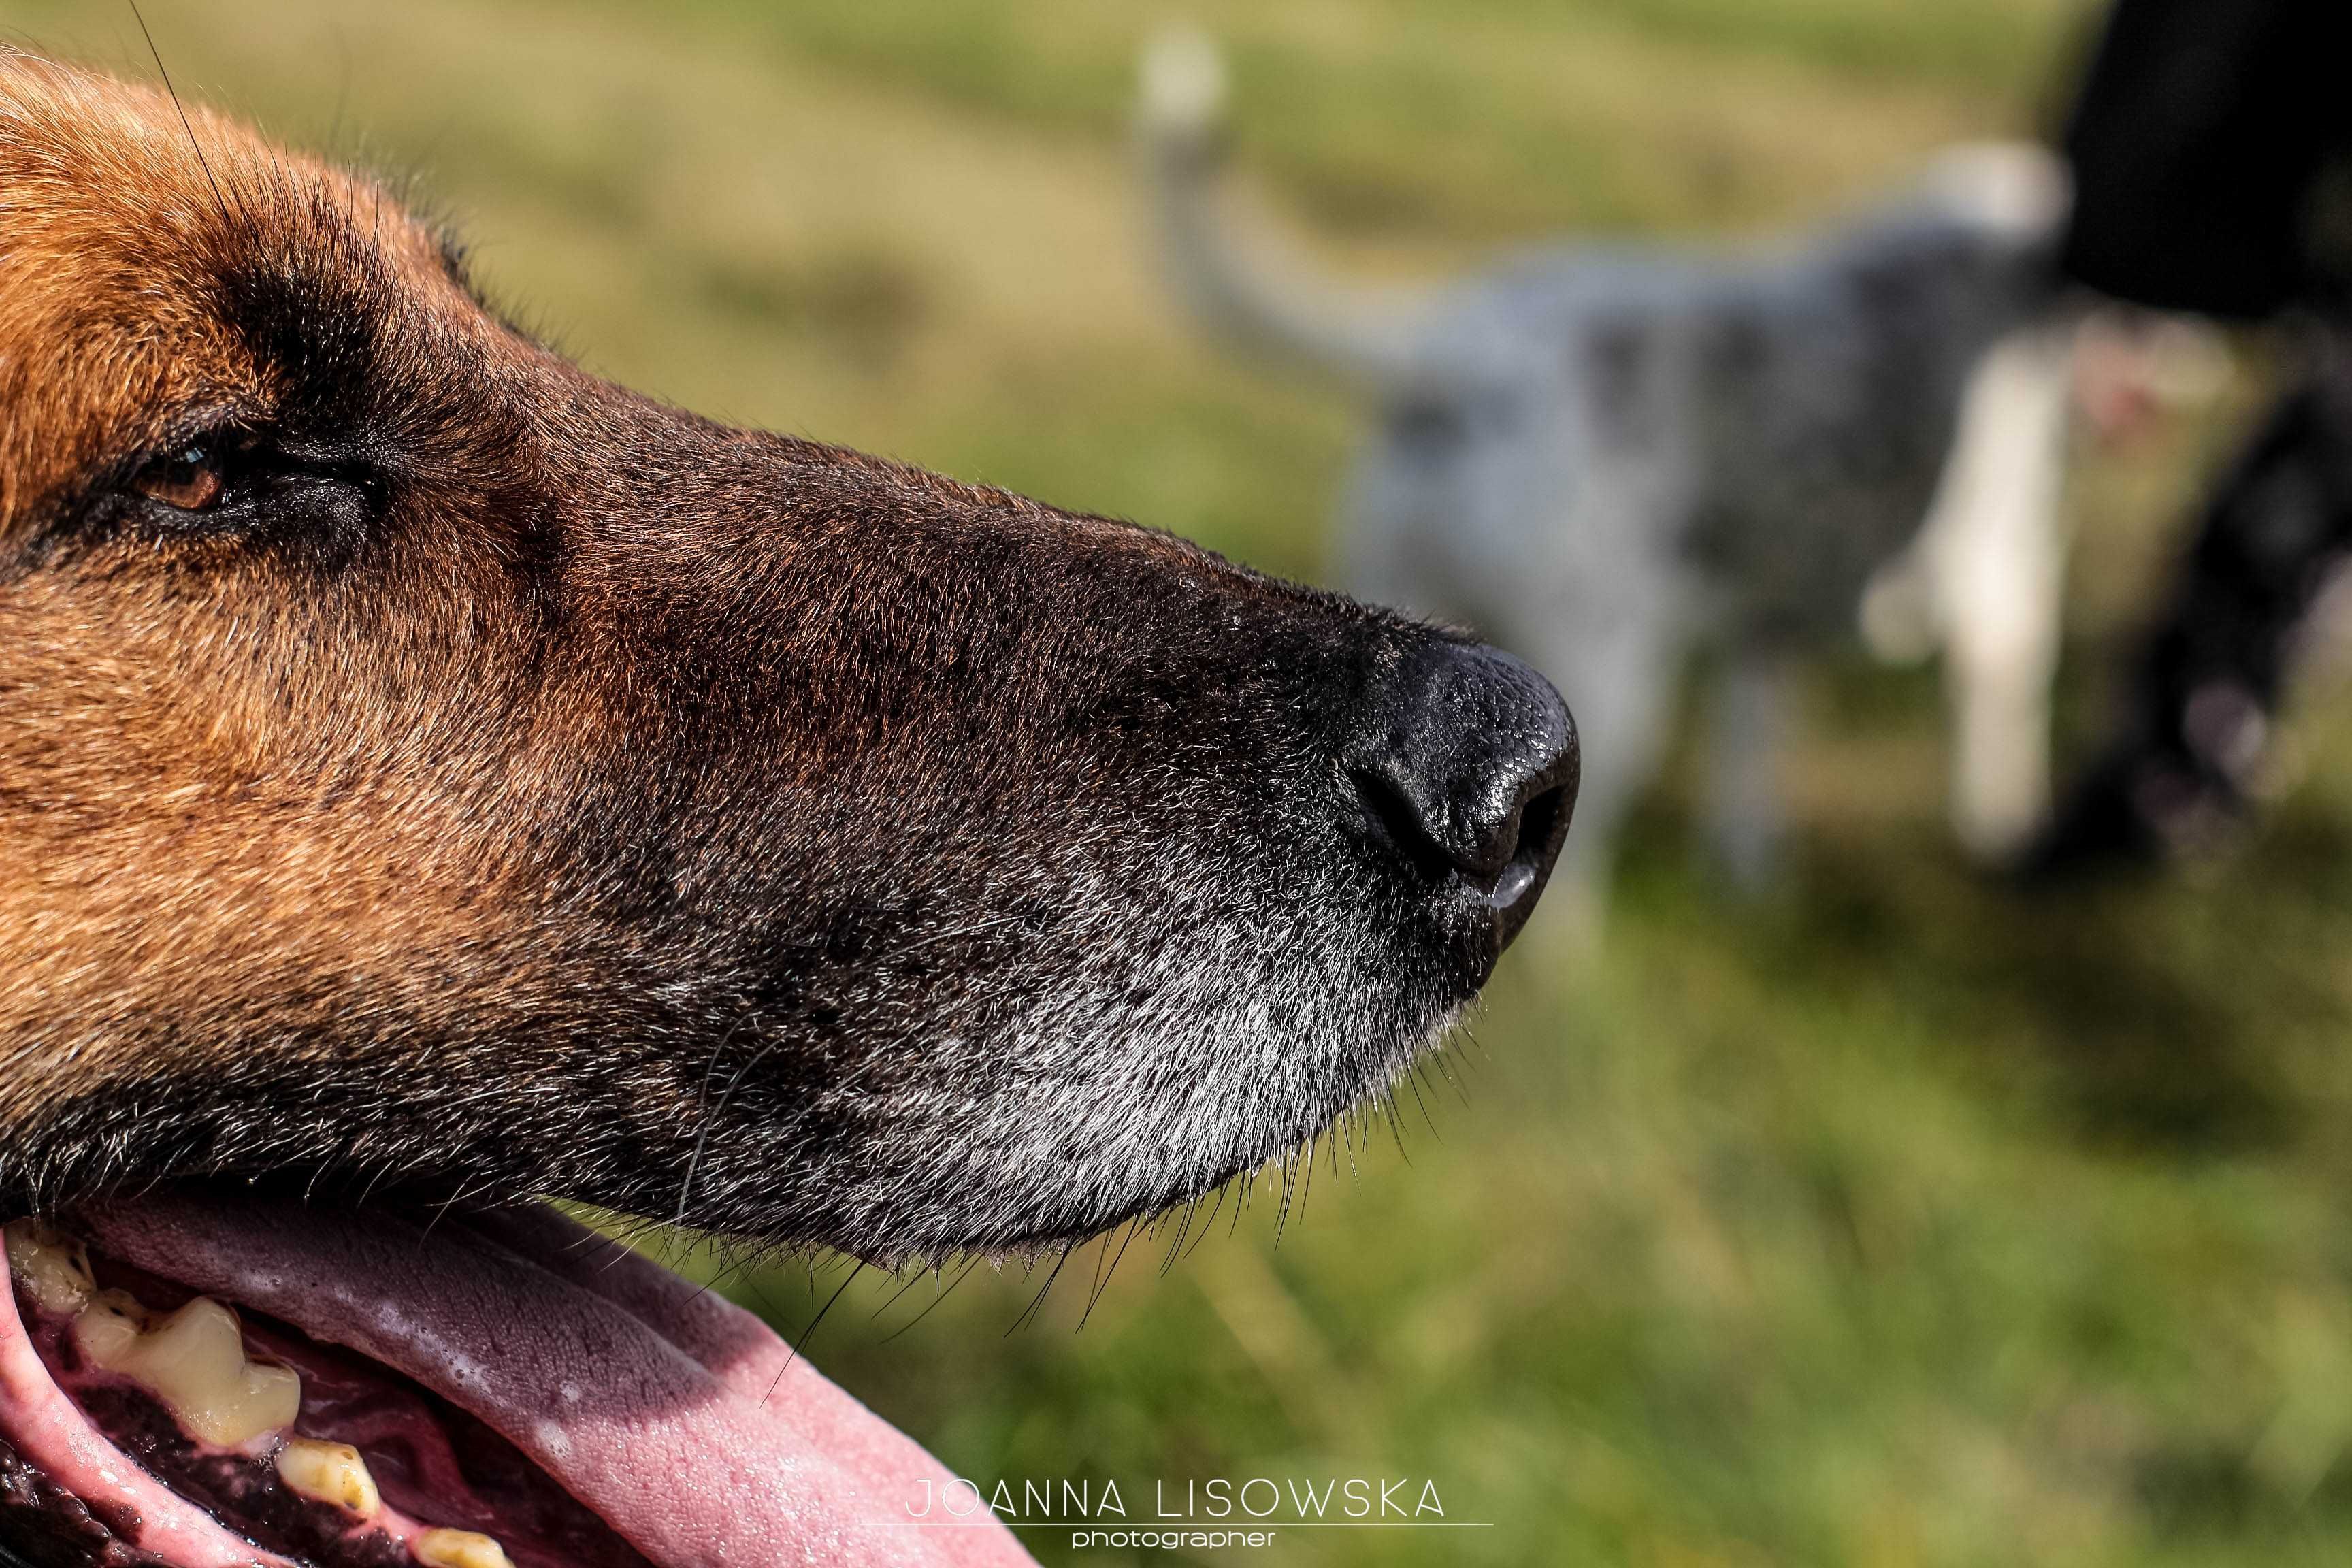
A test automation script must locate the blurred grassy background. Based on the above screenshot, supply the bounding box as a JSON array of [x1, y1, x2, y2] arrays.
[[19, 0, 2352, 1563]]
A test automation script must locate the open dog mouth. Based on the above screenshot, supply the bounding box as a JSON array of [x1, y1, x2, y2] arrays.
[[0, 1194, 1028, 1568]]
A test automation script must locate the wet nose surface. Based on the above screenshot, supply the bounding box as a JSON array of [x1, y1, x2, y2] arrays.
[[1353, 640, 1579, 947]]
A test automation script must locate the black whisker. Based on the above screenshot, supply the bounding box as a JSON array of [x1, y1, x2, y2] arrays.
[[768, 1260, 862, 1405], [881, 1255, 982, 1344], [124, 0, 227, 223]]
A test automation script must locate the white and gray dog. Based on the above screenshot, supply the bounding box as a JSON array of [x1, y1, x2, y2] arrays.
[[1141, 33, 2085, 922]]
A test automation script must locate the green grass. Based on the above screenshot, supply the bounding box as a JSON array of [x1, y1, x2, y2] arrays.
[[20, 1, 2352, 1562]]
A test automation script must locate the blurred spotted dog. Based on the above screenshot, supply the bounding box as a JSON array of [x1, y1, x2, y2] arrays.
[[0, 47, 1577, 1568], [1141, 31, 2121, 919]]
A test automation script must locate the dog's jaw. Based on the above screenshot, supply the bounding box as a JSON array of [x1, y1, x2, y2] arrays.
[[657, 840, 1486, 1261]]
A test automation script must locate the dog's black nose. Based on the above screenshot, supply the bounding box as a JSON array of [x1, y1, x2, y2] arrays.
[[1353, 640, 1578, 943]]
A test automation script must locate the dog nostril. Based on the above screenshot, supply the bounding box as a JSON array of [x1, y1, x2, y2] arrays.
[[1352, 641, 1578, 920], [1495, 783, 1568, 896], [1352, 764, 1449, 874]]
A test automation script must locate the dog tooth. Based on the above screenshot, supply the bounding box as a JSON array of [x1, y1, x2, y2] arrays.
[[70, 1288, 153, 1365], [276, 1438, 380, 1520], [412, 1529, 513, 1568], [4, 1220, 96, 1316], [73, 1294, 301, 1448]]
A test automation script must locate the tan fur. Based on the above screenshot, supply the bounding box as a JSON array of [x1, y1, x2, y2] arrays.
[[0, 53, 615, 1126]]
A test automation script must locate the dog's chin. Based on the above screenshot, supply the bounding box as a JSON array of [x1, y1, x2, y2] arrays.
[[760, 893, 1493, 1265], [858, 997, 1475, 1262], [0, 1194, 1033, 1568]]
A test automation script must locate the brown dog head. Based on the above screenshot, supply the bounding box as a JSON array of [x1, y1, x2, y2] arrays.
[[0, 50, 1574, 1262]]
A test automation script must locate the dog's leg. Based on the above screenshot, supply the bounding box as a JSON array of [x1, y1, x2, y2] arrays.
[[1522, 572, 1684, 945], [1703, 646, 1792, 892], [1862, 325, 2074, 862], [1926, 325, 2076, 863], [2037, 325, 2352, 869]]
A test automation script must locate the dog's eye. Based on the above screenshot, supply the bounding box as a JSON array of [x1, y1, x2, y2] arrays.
[[131, 445, 227, 512]]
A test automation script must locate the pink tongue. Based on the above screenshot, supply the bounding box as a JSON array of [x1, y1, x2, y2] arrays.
[[81, 1194, 1032, 1568]]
